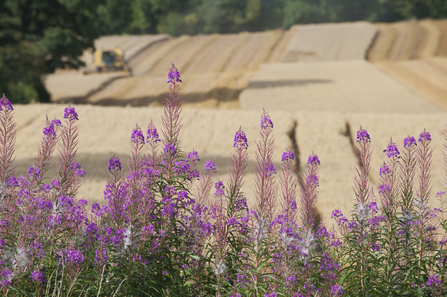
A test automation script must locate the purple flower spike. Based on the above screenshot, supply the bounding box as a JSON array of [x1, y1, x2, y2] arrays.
[[331, 209, 343, 218], [63, 105, 78, 121], [0, 94, 14, 111], [264, 163, 277, 177], [356, 126, 370, 142], [146, 127, 160, 143], [63, 248, 84, 264], [379, 164, 391, 177], [331, 284, 344, 296], [281, 150, 294, 161], [418, 130, 431, 142], [379, 184, 391, 194], [233, 127, 248, 149], [52, 119, 62, 127], [307, 153, 320, 165], [214, 181, 225, 196], [260, 110, 273, 129], [163, 143, 176, 155], [187, 150, 200, 162], [205, 160, 216, 171], [167, 62, 182, 84], [75, 169, 86, 177], [30, 270, 45, 283], [43, 124, 56, 139], [108, 156, 122, 172], [70, 162, 81, 170], [403, 136, 416, 147], [307, 174, 319, 187], [131, 128, 144, 144], [386, 140, 400, 158], [427, 275, 441, 287]]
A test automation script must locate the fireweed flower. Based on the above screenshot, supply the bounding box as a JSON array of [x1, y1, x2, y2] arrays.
[[95, 248, 108, 266], [307, 174, 319, 187], [75, 169, 86, 177], [356, 126, 371, 142], [108, 156, 122, 172], [174, 161, 190, 174], [30, 270, 45, 283], [386, 140, 400, 158], [427, 275, 441, 287], [264, 163, 277, 177], [419, 130, 431, 142], [379, 164, 391, 177], [63, 105, 78, 121], [233, 127, 248, 149], [331, 284, 344, 296], [167, 62, 182, 84], [0, 94, 13, 111], [281, 150, 295, 161], [163, 143, 176, 155], [403, 135, 416, 147], [70, 162, 81, 170], [368, 201, 379, 213], [436, 191, 445, 198], [62, 248, 84, 265], [214, 181, 225, 196], [52, 119, 62, 127], [131, 128, 144, 144], [379, 184, 391, 194], [177, 191, 188, 201], [42, 124, 56, 139], [260, 112, 273, 129], [307, 154, 320, 165], [331, 209, 343, 218], [27, 166, 42, 179], [146, 127, 160, 143], [205, 159, 216, 171]]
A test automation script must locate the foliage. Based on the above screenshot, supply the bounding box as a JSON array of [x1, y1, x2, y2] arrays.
[[0, 0, 105, 104], [380, 0, 447, 20], [281, 0, 399, 29]]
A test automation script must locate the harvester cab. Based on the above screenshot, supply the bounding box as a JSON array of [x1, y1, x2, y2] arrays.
[[83, 48, 132, 76]]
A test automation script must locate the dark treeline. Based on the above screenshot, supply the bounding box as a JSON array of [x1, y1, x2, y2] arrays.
[[1, 0, 447, 104]]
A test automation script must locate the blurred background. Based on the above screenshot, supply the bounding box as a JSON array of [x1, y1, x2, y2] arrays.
[[1, 0, 447, 104]]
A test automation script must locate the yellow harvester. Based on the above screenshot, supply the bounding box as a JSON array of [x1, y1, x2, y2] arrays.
[[83, 48, 132, 75]]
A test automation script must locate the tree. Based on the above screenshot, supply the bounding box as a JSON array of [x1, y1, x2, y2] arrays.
[[380, 0, 447, 20], [0, 0, 105, 103], [281, 0, 399, 29]]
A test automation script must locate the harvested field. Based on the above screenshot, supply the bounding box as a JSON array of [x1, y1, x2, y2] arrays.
[[435, 19, 447, 56], [346, 113, 447, 210], [12, 104, 294, 212], [239, 60, 445, 113], [14, 103, 447, 225], [367, 20, 445, 62], [281, 22, 377, 62], [367, 23, 399, 63], [45, 35, 169, 102], [47, 30, 288, 108], [32, 19, 447, 224], [295, 112, 359, 222], [376, 58, 447, 108], [81, 34, 170, 68]]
